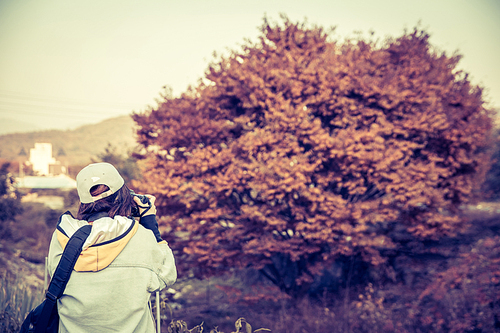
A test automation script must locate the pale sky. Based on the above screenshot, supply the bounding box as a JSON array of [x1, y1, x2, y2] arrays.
[[1, 0, 499, 131]]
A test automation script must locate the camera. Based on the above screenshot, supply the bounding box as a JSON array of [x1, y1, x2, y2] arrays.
[[130, 190, 152, 217]]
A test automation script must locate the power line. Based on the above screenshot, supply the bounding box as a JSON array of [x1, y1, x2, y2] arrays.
[[0, 99, 133, 115], [0, 89, 146, 119], [0, 89, 141, 109], [0, 106, 120, 119], [0, 96, 134, 112]]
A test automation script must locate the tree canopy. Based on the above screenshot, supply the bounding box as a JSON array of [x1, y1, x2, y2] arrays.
[[132, 18, 493, 295]]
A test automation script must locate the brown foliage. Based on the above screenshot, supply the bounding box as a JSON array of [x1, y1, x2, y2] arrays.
[[132, 17, 493, 295], [414, 236, 500, 332]]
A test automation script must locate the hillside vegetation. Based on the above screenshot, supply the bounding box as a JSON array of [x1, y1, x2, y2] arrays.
[[0, 115, 137, 167]]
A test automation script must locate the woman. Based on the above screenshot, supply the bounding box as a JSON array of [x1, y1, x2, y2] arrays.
[[48, 162, 176, 332]]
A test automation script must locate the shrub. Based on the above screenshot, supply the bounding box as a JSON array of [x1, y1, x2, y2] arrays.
[[413, 236, 500, 332]]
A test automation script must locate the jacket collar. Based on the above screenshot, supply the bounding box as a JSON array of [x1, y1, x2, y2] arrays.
[[87, 211, 109, 222]]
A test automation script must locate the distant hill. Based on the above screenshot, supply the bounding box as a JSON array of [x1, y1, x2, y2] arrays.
[[0, 118, 41, 134], [0, 115, 137, 167]]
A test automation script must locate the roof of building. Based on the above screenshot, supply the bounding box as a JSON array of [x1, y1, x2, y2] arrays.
[[15, 174, 77, 189]]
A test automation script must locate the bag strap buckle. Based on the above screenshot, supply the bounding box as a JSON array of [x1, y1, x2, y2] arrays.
[[46, 291, 57, 302]]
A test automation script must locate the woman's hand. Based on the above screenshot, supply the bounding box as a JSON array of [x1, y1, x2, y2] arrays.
[[133, 194, 157, 217]]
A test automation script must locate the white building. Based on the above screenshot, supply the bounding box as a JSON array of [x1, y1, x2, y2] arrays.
[[16, 143, 76, 209], [29, 143, 58, 176]]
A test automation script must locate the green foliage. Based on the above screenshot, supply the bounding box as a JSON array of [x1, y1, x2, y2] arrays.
[[0, 202, 56, 264], [44, 209, 62, 228], [0, 162, 22, 225], [92, 143, 140, 183], [482, 128, 500, 200], [62, 189, 80, 210]]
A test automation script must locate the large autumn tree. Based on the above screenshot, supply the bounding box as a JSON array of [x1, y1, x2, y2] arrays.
[[132, 18, 493, 295]]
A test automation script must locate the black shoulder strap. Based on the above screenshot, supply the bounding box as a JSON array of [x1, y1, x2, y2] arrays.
[[34, 225, 92, 333], [47, 224, 92, 299]]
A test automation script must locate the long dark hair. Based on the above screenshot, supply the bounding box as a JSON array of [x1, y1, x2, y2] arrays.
[[77, 183, 134, 220]]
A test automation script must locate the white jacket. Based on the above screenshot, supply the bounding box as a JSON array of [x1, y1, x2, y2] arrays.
[[48, 212, 177, 333]]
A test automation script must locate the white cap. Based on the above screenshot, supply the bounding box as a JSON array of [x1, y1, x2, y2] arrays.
[[76, 163, 125, 203]]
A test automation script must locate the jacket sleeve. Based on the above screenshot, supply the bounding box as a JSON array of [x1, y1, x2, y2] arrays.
[[138, 215, 163, 243], [147, 241, 177, 293]]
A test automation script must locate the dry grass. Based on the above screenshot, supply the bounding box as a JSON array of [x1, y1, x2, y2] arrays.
[[1, 203, 499, 333], [0, 274, 43, 333]]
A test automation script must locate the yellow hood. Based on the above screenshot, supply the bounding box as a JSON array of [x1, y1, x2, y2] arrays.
[[56, 213, 138, 272]]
